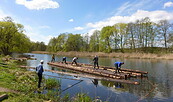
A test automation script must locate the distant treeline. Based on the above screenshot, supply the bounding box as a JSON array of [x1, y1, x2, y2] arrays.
[[0, 16, 173, 55], [47, 17, 173, 53]]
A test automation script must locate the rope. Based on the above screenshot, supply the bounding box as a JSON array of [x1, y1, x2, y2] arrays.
[[136, 75, 156, 102]]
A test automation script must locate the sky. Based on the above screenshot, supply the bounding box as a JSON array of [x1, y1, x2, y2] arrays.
[[0, 0, 173, 45]]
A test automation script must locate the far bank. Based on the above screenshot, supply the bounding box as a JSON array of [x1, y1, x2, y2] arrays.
[[31, 51, 173, 60]]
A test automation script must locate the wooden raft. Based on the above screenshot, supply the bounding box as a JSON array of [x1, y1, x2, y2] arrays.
[[79, 63, 148, 77], [47, 62, 148, 84], [48, 62, 130, 79]]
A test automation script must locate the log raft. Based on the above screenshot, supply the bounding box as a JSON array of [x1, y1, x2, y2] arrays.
[[48, 62, 130, 80], [47, 62, 148, 84], [79, 63, 148, 77]]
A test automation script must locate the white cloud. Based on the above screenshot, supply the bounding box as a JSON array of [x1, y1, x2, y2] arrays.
[[15, 0, 59, 10], [74, 27, 84, 30], [164, 2, 173, 8], [86, 10, 173, 35], [25, 25, 52, 44], [69, 19, 74, 22]]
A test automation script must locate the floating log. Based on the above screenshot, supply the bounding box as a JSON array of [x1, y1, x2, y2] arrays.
[[0, 94, 8, 101], [20, 65, 139, 85]]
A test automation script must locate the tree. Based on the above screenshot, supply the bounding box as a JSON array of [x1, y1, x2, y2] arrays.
[[30, 42, 47, 51], [114, 23, 128, 51], [81, 33, 89, 52], [158, 20, 172, 48], [0, 17, 31, 55], [100, 26, 114, 52], [89, 30, 100, 52], [64, 34, 83, 51], [55, 33, 67, 51], [47, 37, 58, 52]]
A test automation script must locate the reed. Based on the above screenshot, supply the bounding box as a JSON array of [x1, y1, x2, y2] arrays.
[[32, 51, 173, 60]]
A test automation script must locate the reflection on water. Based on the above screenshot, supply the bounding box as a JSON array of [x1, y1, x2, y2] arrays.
[[23, 53, 173, 102], [92, 79, 98, 87], [114, 82, 124, 88]]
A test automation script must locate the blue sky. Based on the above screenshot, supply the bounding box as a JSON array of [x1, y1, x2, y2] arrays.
[[0, 0, 173, 44]]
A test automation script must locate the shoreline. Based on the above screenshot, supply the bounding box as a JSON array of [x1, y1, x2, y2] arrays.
[[31, 51, 173, 60]]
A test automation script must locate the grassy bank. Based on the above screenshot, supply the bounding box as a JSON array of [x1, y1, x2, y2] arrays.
[[32, 51, 173, 60], [0, 58, 95, 102]]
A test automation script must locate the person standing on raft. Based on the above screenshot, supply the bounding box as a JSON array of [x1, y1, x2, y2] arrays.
[[51, 54, 55, 62], [62, 57, 67, 64], [93, 55, 99, 69], [114, 62, 124, 73], [71, 57, 78, 65]]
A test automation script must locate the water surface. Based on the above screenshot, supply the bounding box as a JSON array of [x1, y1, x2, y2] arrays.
[[25, 53, 173, 102]]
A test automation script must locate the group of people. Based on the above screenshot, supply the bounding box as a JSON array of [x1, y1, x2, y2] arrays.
[[36, 54, 124, 88]]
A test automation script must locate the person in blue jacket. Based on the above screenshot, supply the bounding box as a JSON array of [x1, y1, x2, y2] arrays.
[[114, 62, 124, 73], [62, 57, 67, 64], [36, 60, 44, 88]]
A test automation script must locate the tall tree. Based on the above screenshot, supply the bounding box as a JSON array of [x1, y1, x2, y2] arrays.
[[0, 17, 31, 55], [64, 34, 83, 51], [47, 37, 58, 52], [114, 23, 128, 51], [127, 23, 136, 49], [100, 26, 114, 52], [56, 33, 67, 51], [89, 30, 100, 52], [158, 20, 172, 48], [81, 33, 89, 51]]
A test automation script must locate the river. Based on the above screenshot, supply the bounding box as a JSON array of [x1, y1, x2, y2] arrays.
[[24, 53, 173, 102]]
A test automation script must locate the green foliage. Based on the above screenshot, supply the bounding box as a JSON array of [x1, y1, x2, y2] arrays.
[[30, 41, 47, 51], [100, 26, 115, 52], [45, 78, 61, 89], [72, 93, 92, 102], [0, 16, 31, 55], [47, 33, 67, 52], [64, 34, 84, 51], [89, 30, 100, 52]]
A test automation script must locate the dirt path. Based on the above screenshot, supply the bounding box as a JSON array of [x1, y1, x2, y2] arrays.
[[0, 87, 18, 94]]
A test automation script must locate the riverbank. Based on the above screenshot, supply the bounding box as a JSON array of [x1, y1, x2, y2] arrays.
[[32, 51, 173, 60], [0, 58, 94, 101]]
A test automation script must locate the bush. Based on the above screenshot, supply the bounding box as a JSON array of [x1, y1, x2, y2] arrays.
[[45, 78, 61, 89]]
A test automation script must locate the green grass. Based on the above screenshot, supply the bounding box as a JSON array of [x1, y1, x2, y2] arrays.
[[0, 56, 97, 102]]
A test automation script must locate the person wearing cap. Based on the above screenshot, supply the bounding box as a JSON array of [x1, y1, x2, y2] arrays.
[[62, 57, 67, 64], [36, 60, 44, 88], [71, 57, 78, 65], [114, 62, 124, 73], [93, 55, 99, 69]]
